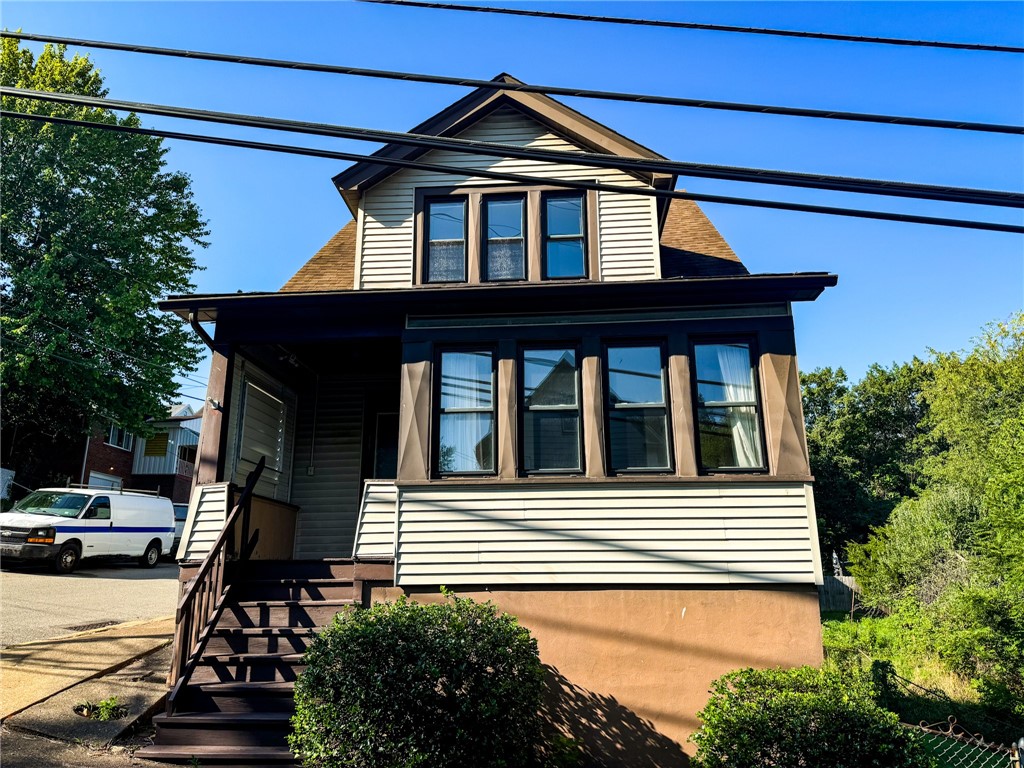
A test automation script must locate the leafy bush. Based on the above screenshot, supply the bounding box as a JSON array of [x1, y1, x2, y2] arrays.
[[690, 667, 936, 768], [289, 592, 546, 768]]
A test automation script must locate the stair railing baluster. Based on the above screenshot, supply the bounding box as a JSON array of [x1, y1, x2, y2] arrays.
[[166, 456, 266, 714]]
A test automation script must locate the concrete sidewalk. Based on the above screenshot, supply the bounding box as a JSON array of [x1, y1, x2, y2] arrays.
[[1, 616, 175, 767]]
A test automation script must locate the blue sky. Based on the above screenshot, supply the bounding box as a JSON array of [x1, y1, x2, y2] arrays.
[[4, 1, 1023, 401]]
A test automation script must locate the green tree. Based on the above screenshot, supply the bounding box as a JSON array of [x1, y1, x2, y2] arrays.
[[802, 362, 931, 560], [1, 40, 207, 486]]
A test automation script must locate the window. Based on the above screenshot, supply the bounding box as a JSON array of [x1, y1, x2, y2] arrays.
[[483, 196, 526, 281], [144, 432, 169, 457], [693, 342, 765, 471], [84, 496, 111, 520], [522, 347, 581, 472], [606, 344, 671, 471], [437, 350, 495, 474], [425, 198, 467, 283], [107, 425, 133, 451], [542, 193, 586, 279]]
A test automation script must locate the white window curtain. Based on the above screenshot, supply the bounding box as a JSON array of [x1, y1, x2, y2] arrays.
[[716, 344, 762, 467]]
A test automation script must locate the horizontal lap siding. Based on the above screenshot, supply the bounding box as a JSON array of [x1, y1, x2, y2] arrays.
[[353, 481, 398, 559], [359, 107, 660, 288], [395, 483, 818, 586]]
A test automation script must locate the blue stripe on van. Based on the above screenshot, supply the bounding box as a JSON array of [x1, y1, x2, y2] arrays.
[[54, 526, 175, 533]]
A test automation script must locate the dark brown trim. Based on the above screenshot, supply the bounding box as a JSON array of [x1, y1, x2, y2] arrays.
[[394, 474, 814, 487], [602, 339, 675, 476], [689, 336, 770, 475], [195, 346, 233, 486], [517, 342, 585, 476]]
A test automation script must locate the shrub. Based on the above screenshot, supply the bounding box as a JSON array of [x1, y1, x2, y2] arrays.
[[690, 666, 936, 768], [288, 592, 546, 768]]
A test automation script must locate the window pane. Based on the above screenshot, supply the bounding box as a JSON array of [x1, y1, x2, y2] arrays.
[[486, 198, 523, 240], [698, 405, 764, 468], [486, 240, 525, 281], [440, 351, 493, 410], [427, 241, 466, 282], [524, 349, 577, 407], [546, 195, 583, 236], [609, 409, 669, 470], [607, 346, 664, 405], [428, 200, 465, 241], [524, 412, 580, 471], [439, 413, 494, 472], [695, 343, 756, 404], [545, 239, 585, 278]]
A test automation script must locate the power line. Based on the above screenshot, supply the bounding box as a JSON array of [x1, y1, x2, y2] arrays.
[[4, 86, 1023, 212], [5, 109, 1023, 236], [358, 0, 1024, 54], [3, 31, 1021, 135]]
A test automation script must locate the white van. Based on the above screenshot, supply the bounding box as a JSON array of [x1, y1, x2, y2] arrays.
[[0, 488, 175, 573]]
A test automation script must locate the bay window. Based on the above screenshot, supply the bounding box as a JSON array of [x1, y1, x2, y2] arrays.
[[522, 347, 581, 472], [437, 350, 495, 474], [606, 344, 671, 472], [693, 342, 765, 471]]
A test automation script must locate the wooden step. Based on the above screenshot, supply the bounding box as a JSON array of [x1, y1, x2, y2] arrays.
[[192, 651, 305, 683], [219, 598, 355, 628], [233, 578, 356, 602], [174, 680, 295, 714], [134, 743, 296, 765], [206, 627, 318, 656], [153, 711, 291, 747]]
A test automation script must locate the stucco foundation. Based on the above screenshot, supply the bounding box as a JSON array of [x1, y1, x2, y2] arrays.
[[370, 584, 822, 766]]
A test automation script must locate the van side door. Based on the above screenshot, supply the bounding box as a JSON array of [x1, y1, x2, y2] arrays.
[[78, 495, 112, 556]]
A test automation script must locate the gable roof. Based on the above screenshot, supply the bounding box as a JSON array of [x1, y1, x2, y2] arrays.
[[281, 197, 746, 293], [331, 74, 675, 216]]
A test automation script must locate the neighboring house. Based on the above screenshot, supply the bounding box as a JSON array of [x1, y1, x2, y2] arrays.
[[79, 405, 201, 503], [142, 76, 836, 765]]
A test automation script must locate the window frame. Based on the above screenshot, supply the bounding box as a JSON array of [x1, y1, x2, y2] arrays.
[[518, 343, 584, 475], [689, 337, 769, 474], [106, 425, 134, 452], [423, 196, 469, 284], [603, 340, 674, 475], [414, 185, 598, 286], [433, 346, 499, 477], [540, 191, 589, 281], [481, 193, 528, 283]]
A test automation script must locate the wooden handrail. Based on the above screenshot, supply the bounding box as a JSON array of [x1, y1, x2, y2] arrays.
[[167, 456, 265, 712]]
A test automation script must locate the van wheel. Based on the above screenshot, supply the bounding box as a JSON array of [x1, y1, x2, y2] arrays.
[[139, 541, 161, 568], [53, 543, 80, 574]]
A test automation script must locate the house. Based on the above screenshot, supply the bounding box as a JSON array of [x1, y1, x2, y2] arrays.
[[141, 76, 836, 766], [78, 405, 201, 504]]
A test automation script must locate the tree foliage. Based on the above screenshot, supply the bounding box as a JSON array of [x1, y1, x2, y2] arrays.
[[690, 666, 935, 768], [843, 314, 1024, 722], [289, 593, 546, 768], [0, 40, 207, 485], [802, 361, 930, 558]]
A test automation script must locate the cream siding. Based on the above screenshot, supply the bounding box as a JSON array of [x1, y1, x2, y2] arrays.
[[387, 482, 821, 587], [358, 107, 660, 288], [175, 482, 231, 561], [352, 480, 398, 559]]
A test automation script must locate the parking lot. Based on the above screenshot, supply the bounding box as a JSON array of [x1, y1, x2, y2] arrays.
[[0, 559, 179, 648]]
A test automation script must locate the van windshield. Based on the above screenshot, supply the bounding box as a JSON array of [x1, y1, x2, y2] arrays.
[[12, 492, 90, 518]]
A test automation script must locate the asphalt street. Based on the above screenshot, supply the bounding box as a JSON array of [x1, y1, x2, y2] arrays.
[[0, 560, 179, 648]]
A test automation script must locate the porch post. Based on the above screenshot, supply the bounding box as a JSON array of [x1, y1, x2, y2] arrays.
[[194, 348, 234, 488]]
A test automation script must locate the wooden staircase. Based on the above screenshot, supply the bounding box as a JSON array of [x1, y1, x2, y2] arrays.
[[138, 560, 364, 765]]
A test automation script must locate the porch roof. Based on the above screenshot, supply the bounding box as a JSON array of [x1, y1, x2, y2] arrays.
[[161, 272, 837, 340]]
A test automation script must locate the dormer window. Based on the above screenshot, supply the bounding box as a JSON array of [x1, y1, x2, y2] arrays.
[[425, 198, 467, 283], [416, 187, 597, 286], [483, 196, 526, 281], [543, 193, 587, 279]]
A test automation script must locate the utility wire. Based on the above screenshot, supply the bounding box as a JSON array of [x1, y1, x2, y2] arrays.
[[4, 86, 1022, 211], [358, 0, 1024, 54], [5, 109, 1023, 235], [3, 31, 1021, 135]]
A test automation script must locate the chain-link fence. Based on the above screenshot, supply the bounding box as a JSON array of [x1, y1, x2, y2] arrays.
[[909, 718, 1016, 768]]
